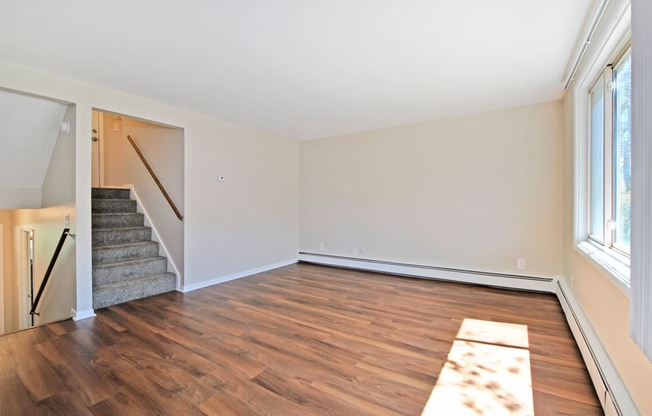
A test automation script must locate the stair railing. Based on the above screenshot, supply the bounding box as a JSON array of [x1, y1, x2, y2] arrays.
[[30, 227, 75, 316], [127, 135, 183, 221]]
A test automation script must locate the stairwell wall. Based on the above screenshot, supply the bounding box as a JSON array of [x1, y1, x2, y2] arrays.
[[8, 104, 77, 327], [101, 115, 185, 279]]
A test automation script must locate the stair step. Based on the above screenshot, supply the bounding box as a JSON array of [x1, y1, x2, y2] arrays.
[[92, 213, 144, 229], [93, 256, 168, 285], [93, 227, 152, 246], [92, 199, 137, 213], [93, 241, 160, 265], [93, 273, 176, 309], [92, 188, 131, 200]]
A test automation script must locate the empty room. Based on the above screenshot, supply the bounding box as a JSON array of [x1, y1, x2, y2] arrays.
[[1, 0, 651, 415]]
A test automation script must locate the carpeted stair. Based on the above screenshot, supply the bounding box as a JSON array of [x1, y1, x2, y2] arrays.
[[92, 187, 176, 309]]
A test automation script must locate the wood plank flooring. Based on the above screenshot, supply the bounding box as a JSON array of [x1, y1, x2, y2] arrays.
[[0, 263, 603, 415]]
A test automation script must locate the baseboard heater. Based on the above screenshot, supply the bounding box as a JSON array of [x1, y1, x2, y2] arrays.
[[297, 252, 555, 292], [556, 279, 638, 416], [297, 251, 639, 415]]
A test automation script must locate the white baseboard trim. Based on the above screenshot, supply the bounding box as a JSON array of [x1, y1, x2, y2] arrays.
[[72, 308, 96, 321], [555, 278, 638, 416], [297, 252, 556, 293], [180, 259, 297, 293]]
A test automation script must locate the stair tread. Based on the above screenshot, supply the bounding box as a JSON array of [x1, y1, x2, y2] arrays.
[[92, 212, 142, 216], [93, 226, 150, 232], [93, 273, 175, 289], [93, 256, 166, 269], [93, 241, 158, 251]]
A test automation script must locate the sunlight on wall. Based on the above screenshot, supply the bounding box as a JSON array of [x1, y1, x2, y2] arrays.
[[421, 319, 533, 416]]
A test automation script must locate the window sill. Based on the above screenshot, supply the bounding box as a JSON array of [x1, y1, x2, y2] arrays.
[[576, 241, 630, 296]]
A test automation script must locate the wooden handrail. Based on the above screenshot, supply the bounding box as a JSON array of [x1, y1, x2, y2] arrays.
[[127, 135, 183, 221]]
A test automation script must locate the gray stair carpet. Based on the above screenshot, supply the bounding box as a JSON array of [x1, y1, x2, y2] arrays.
[[92, 187, 175, 309]]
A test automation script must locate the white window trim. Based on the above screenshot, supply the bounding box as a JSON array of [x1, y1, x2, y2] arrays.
[[630, 0, 652, 361], [576, 241, 630, 296], [573, 2, 631, 295]]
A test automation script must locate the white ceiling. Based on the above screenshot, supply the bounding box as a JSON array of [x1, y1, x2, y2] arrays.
[[0, 0, 592, 140], [0, 90, 67, 189]]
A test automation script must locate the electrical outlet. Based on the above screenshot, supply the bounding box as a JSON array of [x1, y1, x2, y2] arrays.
[[517, 258, 526, 270], [319, 242, 325, 251], [352, 246, 358, 255], [65, 214, 70, 227]]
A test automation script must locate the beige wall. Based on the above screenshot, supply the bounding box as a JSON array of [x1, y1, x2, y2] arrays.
[[300, 101, 564, 277], [102, 114, 185, 277], [10, 208, 76, 328]]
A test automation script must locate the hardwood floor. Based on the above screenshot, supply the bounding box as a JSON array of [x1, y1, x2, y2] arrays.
[[0, 263, 603, 415]]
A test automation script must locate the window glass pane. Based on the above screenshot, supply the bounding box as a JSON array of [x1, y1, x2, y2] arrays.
[[613, 51, 632, 252], [590, 80, 605, 242]]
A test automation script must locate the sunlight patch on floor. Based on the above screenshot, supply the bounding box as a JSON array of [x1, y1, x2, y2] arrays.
[[421, 319, 534, 416]]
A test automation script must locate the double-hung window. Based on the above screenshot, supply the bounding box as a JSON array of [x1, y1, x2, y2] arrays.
[[588, 46, 631, 260]]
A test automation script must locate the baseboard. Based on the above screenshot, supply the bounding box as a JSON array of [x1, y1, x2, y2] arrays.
[[555, 278, 638, 416], [180, 259, 297, 293], [297, 252, 556, 292], [72, 308, 96, 321]]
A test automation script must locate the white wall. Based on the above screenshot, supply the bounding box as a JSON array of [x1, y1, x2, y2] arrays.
[[0, 187, 41, 209], [300, 101, 564, 277], [102, 114, 185, 278], [0, 58, 299, 315]]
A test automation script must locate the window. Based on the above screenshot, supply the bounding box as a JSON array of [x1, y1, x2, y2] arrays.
[[587, 47, 631, 261]]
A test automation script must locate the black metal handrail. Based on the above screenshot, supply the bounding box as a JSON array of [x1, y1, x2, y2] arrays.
[[30, 228, 72, 316]]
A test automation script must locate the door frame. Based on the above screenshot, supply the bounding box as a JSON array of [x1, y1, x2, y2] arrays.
[[91, 110, 105, 187], [17, 228, 34, 329]]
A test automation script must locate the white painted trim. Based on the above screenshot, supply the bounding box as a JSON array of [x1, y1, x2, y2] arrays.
[[297, 252, 556, 293], [72, 308, 95, 321], [125, 184, 182, 289], [556, 278, 639, 416], [630, 0, 652, 362], [180, 259, 297, 293]]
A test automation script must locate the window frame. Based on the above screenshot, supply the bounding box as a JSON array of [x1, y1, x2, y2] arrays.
[[575, 34, 632, 294]]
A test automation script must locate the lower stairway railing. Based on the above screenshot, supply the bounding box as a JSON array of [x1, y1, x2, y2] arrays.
[[29, 227, 75, 316]]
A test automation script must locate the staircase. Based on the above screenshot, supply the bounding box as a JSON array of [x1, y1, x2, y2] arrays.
[[92, 188, 176, 309]]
